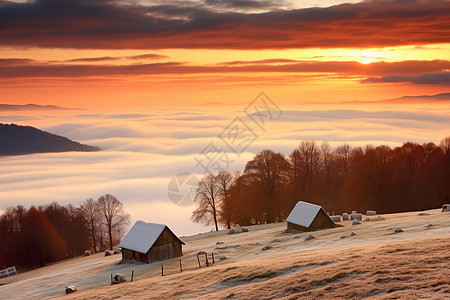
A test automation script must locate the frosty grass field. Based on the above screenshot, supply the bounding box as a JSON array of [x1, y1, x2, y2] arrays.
[[1, 208, 450, 300]]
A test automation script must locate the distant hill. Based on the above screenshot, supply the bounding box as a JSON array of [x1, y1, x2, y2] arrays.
[[385, 92, 450, 103], [0, 123, 99, 156], [307, 92, 450, 105], [0, 104, 70, 111]]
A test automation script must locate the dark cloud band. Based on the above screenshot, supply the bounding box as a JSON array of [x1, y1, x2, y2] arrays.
[[0, 0, 448, 49]]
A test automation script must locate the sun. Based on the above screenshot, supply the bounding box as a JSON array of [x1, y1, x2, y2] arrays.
[[350, 49, 384, 64]]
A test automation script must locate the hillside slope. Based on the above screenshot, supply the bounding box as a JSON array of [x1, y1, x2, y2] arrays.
[[0, 123, 99, 156], [1, 209, 450, 299]]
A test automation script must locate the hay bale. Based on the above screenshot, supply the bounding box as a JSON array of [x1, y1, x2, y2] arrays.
[[350, 213, 362, 221], [113, 273, 125, 284], [105, 250, 112, 256], [330, 215, 341, 222], [366, 210, 376, 216], [65, 285, 77, 294], [342, 213, 349, 221], [228, 226, 248, 234], [84, 251, 90, 256], [352, 220, 361, 225], [113, 248, 121, 255], [442, 204, 450, 212]]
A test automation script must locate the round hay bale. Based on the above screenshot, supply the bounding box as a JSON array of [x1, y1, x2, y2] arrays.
[[366, 210, 377, 216], [65, 285, 77, 294], [242, 227, 249, 232], [113, 249, 121, 255], [84, 251, 90, 256], [352, 220, 361, 225], [342, 213, 349, 221], [113, 273, 125, 284], [105, 250, 112, 256]]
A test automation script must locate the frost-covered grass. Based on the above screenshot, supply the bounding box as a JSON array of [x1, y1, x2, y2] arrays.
[[2, 208, 450, 299]]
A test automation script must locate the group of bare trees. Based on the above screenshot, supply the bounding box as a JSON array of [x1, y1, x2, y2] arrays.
[[82, 194, 130, 254], [0, 194, 129, 269], [192, 138, 450, 230]]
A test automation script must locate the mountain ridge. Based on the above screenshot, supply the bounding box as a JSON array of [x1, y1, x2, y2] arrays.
[[0, 123, 99, 156], [0, 104, 74, 111]]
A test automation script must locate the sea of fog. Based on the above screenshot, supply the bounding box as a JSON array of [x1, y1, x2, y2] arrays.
[[1, 102, 449, 236]]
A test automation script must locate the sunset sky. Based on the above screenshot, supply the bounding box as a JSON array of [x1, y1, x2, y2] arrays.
[[0, 0, 449, 107], [1, 0, 450, 235]]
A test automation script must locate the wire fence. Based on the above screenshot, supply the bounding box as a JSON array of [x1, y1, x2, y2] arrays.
[[161, 252, 215, 276], [109, 252, 217, 285]]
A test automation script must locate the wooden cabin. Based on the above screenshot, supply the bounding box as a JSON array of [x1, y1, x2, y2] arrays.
[[287, 201, 336, 231], [119, 221, 185, 264]]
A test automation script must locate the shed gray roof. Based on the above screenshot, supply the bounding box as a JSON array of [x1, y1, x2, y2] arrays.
[[286, 201, 323, 228], [119, 221, 184, 254]]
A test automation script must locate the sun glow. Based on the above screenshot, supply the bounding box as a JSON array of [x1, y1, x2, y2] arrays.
[[350, 49, 385, 64]]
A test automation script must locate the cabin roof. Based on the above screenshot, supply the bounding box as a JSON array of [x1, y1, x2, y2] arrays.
[[286, 201, 323, 228], [119, 221, 184, 253]]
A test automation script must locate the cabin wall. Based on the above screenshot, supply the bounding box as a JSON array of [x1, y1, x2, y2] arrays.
[[309, 209, 336, 230], [287, 222, 308, 231], [122, 248, 147, 263], [147, 241, 182, 263]]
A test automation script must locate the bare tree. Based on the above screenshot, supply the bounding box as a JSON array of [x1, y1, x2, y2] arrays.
[[216, 171, 234, 229], [97, 194, 130, 250], [298, 140, 321, 201], [336, 143, 352, 177], [81, 198, 101, 253], [192, 174, 220, 231]]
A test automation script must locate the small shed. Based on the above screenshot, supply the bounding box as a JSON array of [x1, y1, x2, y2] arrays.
[[119, 221, 185, 264], [286, 201, 336, 231]]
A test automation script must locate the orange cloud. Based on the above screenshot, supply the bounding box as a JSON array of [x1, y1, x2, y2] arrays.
[[0, 59, 449, 79]]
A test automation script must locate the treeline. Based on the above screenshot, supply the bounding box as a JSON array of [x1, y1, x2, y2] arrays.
[[192, 137, 450, 230], [0, 194, 129, 269]]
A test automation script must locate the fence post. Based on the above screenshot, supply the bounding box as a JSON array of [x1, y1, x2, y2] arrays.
[[197, 255, 201, 268], [179, 260, 183, 273], [110, 273, 113, 285], [212, 252, 215, 264], [161, 264, 164, 276], [131, 270, 134, 282]]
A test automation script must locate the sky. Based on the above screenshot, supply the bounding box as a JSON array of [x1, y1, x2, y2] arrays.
[[0, 0, 450, 235]]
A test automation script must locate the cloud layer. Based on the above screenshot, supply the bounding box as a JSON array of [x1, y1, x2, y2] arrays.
[[0, 0, 449, 49], [1, 102, 450, 235]]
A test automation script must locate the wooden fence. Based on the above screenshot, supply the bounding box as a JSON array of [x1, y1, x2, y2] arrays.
[[0, 266, 17, 279]]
